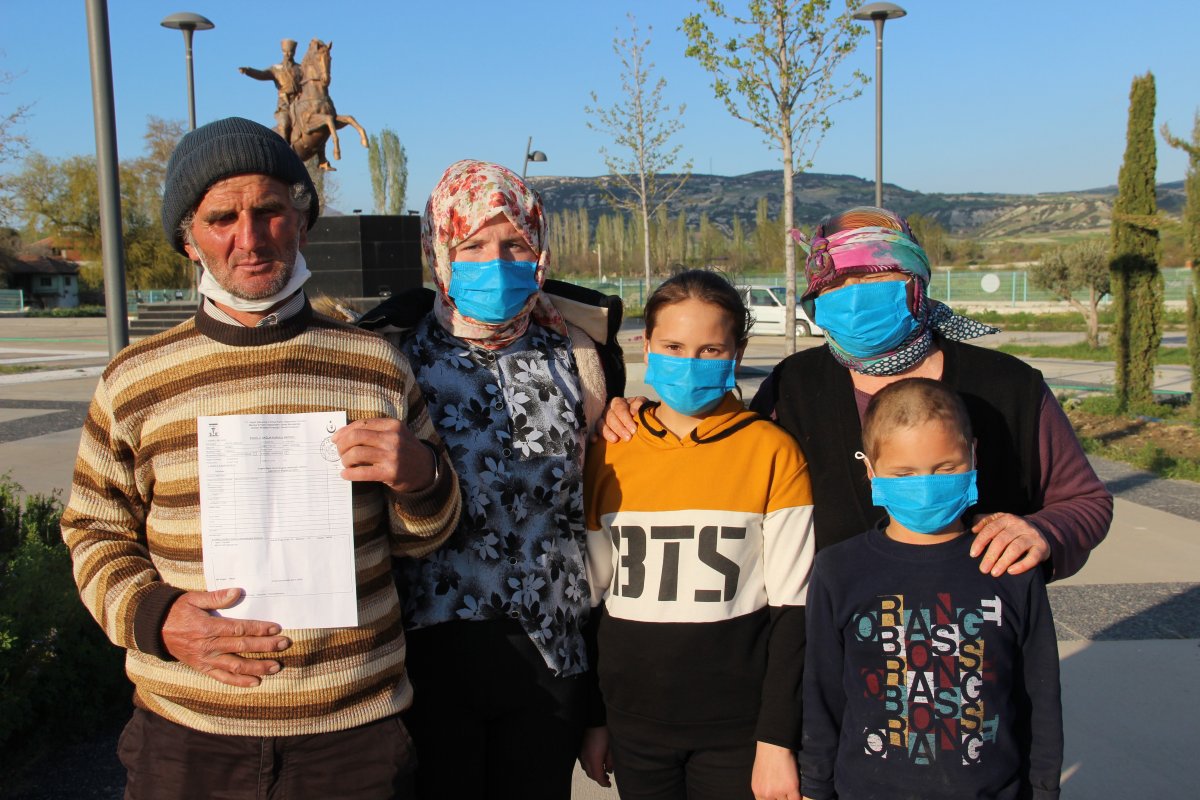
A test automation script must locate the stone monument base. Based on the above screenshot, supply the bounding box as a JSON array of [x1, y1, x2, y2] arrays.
[[302, 214, 422, 300]]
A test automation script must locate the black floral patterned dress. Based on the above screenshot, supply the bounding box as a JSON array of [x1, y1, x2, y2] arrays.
[[396, 315, 592, 676]]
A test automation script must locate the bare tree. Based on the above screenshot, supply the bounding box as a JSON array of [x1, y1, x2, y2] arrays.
[[683, 0, 864, 353], [586, 14, 692, 295], [1030, 239, 1111, 349], [0, 64, 33, 225]]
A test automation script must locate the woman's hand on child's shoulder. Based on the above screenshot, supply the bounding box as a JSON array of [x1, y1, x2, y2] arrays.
[[595, 396, 647, 443], [970, 512, 1051, 577]]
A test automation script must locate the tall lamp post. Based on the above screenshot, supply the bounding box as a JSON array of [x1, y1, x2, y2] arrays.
[[160, 12, 215, 131], [522, 136, 548, 179], [853, 2, 906, 208]]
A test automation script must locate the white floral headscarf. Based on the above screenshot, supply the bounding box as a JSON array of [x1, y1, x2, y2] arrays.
[[421, 159, 567, 350]]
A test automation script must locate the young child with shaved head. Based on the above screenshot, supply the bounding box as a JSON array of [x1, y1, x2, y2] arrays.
[[800, 378, 1063, 800]]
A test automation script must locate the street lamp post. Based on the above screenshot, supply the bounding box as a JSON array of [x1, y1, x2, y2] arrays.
[[522, 136, 548, 179], [853, 2, 906, 208], [85, 0, 127, 354], [160, 12, 215, 131]]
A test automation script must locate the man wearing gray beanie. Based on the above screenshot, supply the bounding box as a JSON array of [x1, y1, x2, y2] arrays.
[[60, 116, 460, 799]]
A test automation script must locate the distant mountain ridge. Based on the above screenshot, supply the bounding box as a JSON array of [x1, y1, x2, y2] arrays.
[[525, 171, 1185, 239]]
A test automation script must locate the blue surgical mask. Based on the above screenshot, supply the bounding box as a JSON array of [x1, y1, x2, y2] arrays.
[[870, 470, 979, 535], [813, 280, 918, 358], [448, 259, 539, 323], [645, 353, 737, 417]]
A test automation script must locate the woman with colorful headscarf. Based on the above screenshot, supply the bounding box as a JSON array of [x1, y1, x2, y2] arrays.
[[752, 206, 1111, 576], [606, 207, 1110, 582], [393, 160, 610, 799]]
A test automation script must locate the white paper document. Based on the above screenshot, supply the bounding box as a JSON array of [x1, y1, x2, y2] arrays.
[[198, 412, 357, 629]]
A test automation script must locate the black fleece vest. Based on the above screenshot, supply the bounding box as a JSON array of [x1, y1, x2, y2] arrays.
[[766, 339, 1044, 551]]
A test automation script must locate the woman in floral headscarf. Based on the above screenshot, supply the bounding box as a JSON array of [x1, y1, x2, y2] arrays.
[[394, 160, 610, 799], [606, 207, 1111, 583]]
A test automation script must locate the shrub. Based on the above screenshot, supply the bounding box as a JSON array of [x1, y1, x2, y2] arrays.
[[0, 475, 129, 757], [24, 305, 107, 318]]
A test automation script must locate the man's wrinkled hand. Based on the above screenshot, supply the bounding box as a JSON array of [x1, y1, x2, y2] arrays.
[[333, 418, 435, 494], [162, 589, 290, 687]]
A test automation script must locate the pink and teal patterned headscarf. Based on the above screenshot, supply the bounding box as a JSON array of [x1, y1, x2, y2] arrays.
[[422, 159, 567, 350], [791, 207, 998, 375]]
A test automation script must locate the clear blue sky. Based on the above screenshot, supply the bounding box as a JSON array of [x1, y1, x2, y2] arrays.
[[1, 0, 1195, 216]]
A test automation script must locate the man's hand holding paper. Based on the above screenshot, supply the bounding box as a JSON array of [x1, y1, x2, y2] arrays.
[[162, 588, 290, 688], [332, 417, 436, 494]]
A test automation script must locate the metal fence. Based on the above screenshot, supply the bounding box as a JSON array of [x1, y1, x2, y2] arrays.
[[566, 267, 1194, 311], [114, 267, 1194, 317], [126, 289, 198, 306], [0, 289, 24, 312]]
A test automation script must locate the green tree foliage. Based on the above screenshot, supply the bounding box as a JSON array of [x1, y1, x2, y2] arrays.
[[683, 0, 864, 354], [124, 117, 191, 288], [730, 215, 748, 272], [1030, 239, 1111, 348], [1161, 110, 1200, 417], [754, 197, 784, 272], [547, 208, 593, 274], [697, 212, 724, 266], [1190, 263, 1200, 419], [586, 14, 691, 294], [367, 128, 408, 215], [907, 213, 949, 266], [0, 476, 128, 762], [10, 117, 192, 290], [1110, 73, 1163, 408], [304, 157, 340, 216]]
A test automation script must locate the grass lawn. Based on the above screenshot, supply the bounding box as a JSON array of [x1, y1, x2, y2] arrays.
[[970, 308, 1189, 331], [0, 364, 40, 375], [1064, 395, 1200, 482], [998, 343, 1192, 364]]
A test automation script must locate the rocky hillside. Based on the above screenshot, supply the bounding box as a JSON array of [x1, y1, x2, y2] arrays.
[[526, 171, 1185, 238]]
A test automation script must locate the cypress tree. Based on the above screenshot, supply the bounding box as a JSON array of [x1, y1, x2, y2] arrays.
[[1163, 111, 1200, 418], [1110, 72, 1163, 409], [1190, 249, 1200, 420]]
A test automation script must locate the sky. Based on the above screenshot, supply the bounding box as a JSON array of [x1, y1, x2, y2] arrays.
[[1, 0, 1196, 217]]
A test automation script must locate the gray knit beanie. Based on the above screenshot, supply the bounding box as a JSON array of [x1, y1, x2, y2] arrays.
[[161, 117, 319, 255]]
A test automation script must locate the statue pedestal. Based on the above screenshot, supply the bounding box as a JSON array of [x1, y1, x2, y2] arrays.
[[302, 214, 422, 300]]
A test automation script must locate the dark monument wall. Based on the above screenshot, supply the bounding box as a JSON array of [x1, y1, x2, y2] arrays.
[[302, 214, 423, 300]]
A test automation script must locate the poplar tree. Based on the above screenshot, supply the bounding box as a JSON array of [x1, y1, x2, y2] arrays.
[[683, 0, 864, 353], [731, 216, 748, 271], [1110, 72, 1163, 409], [367, 128, 408, 215], [1162, 110, 1200, 417]]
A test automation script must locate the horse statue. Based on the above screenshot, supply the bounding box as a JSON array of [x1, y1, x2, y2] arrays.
[[289, 39, 367, 171]]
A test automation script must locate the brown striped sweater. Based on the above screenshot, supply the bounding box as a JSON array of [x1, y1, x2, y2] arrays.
[[61, 300, 461, 736]]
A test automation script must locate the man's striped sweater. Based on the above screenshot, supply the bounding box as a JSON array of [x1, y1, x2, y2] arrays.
[[61, 301, 460, 736]]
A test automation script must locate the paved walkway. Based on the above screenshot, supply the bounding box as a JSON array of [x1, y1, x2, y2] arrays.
[[2, 318, 1197, 798]]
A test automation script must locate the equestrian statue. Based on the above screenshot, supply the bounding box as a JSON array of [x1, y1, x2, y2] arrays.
[[240, 38, 367, 171]]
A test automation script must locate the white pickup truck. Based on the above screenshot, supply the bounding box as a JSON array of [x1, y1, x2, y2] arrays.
[[742, 285, 824, 338]]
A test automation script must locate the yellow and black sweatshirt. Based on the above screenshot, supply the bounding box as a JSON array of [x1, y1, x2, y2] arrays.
[[584, 395, 816, 750]]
